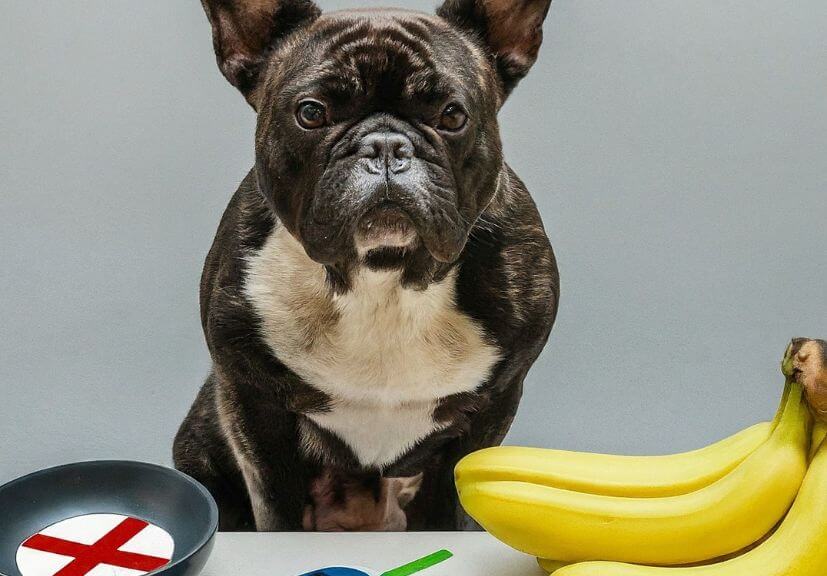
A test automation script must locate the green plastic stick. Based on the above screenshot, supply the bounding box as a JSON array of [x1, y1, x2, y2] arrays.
[[380, 549, 453, 576]]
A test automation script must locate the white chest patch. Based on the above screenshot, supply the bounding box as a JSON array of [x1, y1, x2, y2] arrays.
[[244, 226, 501, 468]]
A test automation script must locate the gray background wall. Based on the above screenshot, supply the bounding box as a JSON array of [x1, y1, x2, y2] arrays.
[[1, 1, 825, 485]]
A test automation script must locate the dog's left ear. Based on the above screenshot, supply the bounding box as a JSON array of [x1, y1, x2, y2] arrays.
[[200, 0, 321, 108], [437, 0, 552, 97]]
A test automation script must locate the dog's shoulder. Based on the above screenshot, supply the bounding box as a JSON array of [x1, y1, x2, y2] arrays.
[[457, 165, 560, 354], [200, 171, 274, 323]]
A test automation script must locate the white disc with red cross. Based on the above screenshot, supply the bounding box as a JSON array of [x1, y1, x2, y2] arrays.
[[16, 514, 174, 576]]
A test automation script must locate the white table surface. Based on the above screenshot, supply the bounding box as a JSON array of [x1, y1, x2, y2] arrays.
[[201, 532, 544, 576]]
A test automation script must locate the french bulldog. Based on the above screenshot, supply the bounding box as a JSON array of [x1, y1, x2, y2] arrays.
[[173, 0, 559, 531]]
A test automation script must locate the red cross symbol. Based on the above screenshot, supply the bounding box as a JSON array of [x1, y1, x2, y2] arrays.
[[20, 517, 171, 576]]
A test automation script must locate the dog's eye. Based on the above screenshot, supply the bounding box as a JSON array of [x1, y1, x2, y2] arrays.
[[296, 100, 327, 129], [438, 103, 468, 132]]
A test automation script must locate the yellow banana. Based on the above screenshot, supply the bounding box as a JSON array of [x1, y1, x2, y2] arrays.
[[538, 533, 774, 574], [455, 421, 772, 498], [457, 381, 810, 566], [456, 383, 789, 498], [553, 436, 827, 576]]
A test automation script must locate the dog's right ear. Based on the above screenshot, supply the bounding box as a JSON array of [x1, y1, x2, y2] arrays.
[[200, 0, 321, 108]]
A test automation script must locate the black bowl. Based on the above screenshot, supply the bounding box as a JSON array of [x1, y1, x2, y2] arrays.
[[0, 461, 218, 576]]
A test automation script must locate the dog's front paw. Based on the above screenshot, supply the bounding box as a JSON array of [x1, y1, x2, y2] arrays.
[[303, 469, 422, 532]]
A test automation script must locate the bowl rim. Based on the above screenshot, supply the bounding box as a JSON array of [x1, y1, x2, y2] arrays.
[[0, 460, 219, 576]]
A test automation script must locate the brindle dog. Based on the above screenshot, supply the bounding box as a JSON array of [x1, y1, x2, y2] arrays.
[[174, 0, 559, 531]]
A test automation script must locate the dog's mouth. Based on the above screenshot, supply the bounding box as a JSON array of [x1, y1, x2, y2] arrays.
[[355, 202, 418, 255]]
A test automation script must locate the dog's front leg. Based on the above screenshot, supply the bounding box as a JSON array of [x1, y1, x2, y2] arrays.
[[214, 384, 297, 530], [206, 287, 331, 531]]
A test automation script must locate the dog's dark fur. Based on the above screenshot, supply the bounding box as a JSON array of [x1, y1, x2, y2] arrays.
[[174, 0, 559, 531]]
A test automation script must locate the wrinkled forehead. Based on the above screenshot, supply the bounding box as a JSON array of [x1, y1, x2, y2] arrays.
[[275, 9, 492, 105]]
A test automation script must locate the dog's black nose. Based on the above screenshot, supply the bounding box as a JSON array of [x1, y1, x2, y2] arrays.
[[358, 132, 414, 175]]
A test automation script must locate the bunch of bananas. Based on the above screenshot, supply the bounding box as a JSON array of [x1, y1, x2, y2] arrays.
[[456, 338, 827, 575]]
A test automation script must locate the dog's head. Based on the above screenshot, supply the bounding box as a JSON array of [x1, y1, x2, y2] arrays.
[[201, 0, 552, 288]]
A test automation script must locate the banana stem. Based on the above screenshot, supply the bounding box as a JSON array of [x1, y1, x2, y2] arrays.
[[773, 380, 812, 442], [783, 338, 827, 422], [770, 379, 792, 430]]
